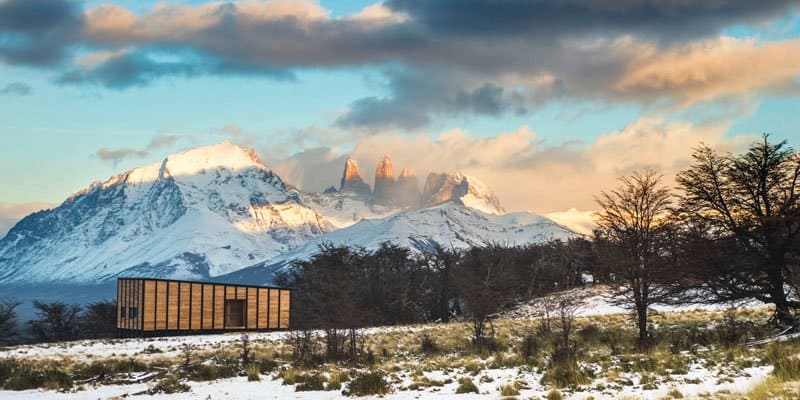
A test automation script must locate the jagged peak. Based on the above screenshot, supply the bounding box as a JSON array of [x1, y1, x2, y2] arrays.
[[341, 156, 364, 183], [398, 168, 416, 179], [340, 156, 372, 196], [375, 154, 395, 181]]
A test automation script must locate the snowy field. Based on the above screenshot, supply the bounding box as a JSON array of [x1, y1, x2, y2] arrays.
[[0, 366, 772, 400], [0, 287, 792, 399], [505, 286, 767, 319]]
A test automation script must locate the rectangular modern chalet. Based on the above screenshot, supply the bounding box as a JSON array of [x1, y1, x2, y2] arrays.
[[116, 277, 290, 337]]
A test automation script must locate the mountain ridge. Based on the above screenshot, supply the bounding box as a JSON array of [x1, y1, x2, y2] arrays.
[[0, 141, 578, 285]]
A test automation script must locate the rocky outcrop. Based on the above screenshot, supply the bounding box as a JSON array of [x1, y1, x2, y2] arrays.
[[396, 168, 420, 208], [421, 172, 504, 215], [339, 157, 372, 198], [373, 155, 397, 206]]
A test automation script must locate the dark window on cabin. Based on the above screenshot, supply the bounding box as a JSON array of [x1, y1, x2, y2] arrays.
[[120, 306, 126, 320], [129, 307, 138, 319], [225, 300, 245, 328]]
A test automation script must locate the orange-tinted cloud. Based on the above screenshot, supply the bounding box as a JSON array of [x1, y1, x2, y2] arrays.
[[617, 37, 800, 105]]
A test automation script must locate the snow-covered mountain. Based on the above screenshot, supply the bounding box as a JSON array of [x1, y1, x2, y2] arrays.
[[306, 202, 574, 254], [221, 202, 577, 284], [421, 172, 504, 215], [0, 142, 331, 283], [0, 141, 578, 285]]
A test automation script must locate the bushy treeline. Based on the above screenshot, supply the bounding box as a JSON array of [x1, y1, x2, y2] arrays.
[[0, 299, 117, 345], [276, 239, 596, 360]]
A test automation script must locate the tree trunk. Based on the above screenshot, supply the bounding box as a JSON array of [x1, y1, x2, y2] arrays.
[[636, 303, 648, 347], [771, 273, 795, 329]]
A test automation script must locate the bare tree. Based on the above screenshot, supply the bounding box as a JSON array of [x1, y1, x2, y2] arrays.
[[180, 343, 195, 370], [553, 292, 583, 355], [81, 299, 117, 339], [676, 135, 800, 328], [0, 298, 21, 345], [456, 245, 515, 351], [284, 244, 372, 362], [28, 300, 82, 343], [422, 245, 461, 322], [594, 168, 677, 346]]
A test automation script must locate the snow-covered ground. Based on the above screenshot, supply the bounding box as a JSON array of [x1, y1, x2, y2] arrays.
[[0, 364, 772, 400], [0, 286, 784, 399], [505, 285, 768, 319]]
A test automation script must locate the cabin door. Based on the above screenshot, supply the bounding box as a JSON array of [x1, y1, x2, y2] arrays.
[[225, 299, 245, 328]]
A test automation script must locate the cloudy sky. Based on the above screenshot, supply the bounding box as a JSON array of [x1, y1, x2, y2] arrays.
[[2, 0, 800, 235]]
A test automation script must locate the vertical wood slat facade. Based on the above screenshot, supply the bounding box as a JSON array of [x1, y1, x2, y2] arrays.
[[117, 278, 291, 337]]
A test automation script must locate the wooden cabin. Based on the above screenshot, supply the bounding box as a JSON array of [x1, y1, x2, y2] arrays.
[[116, 277, 290, 337]]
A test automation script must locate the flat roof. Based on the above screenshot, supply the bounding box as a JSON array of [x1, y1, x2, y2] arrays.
[[116, 276, 291, 291]]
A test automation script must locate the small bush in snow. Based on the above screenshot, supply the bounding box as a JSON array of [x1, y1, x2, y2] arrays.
[[546, 389, 563, 400], [0, 359, 73, 391], [295, 373, 326, 391], [149, 375, 190, 394], [419, 333, 439, 355], [246, 364, 260, 382], [540, 358, 592, 388], [141, 344, 163, 354], [345, 370, 390, 396], [499, 382, 520, 396], [326, 370, 350, 391], [455, 377, 479, 394], [772, 356, 800, 382]]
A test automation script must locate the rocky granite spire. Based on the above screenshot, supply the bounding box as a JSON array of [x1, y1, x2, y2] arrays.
[[339, 157, 372, 198], [396, 168, 420, 208], [373, 155, 397, 206], [421, 172, 504, 215]]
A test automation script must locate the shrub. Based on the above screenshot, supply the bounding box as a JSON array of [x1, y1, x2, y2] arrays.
[[1, 361, 73, 391], [252, 357, 278, 374], [0, 358, 21, 386], [578, 324, 602, 343], [455, 377, 479, 394], [463, 361, 484, 375], [518, 333, 541, 363], [246, 364, 260, 382], [772, 356, 800, 382], [72, 358, 148, 381], [189, 363, 238, 381], [408, 376, 445, 390], [500, 382, 520, 396], [420, 333, 439, 354], [546, 389, 563, 400], [280, 368, 307, 385], [541, 359, 591, 388], [327, 370, 350, 391], [296, 373, 326, 391], [141, 344, 163, 354], [192, 364, 219, 381], [667, 388, 684, 398], [345, 371, 391, 396], [149, 375, 190, 394]]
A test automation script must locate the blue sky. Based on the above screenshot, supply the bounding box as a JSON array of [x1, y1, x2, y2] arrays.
[[1, 0, 800, 223]]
